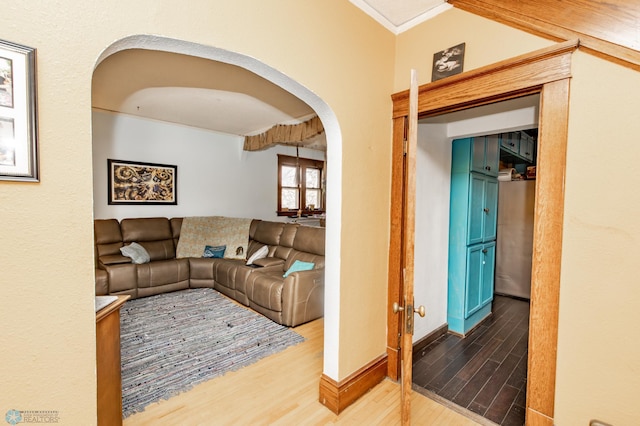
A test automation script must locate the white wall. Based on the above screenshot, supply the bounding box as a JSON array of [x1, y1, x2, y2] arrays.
[[414, 123, 452, 342], [92, 110, 325, 221], [413, 102, 539, 343]]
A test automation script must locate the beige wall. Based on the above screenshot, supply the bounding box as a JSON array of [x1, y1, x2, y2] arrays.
[[394, 8, 551, 91], [0, 1, 395, 423], [4, 2, 639, 423], [396, 8, 640, 425], [556, 50, 640, 425]]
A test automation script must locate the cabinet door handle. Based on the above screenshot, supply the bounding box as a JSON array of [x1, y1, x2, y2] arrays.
[[485, 166, 491, 171], [483, 208, 490, 213], [482, 249, 488, 254]]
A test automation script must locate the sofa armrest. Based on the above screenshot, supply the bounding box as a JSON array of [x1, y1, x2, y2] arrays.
[[95, 268, 108, 295], [281, 268, 324, 326], [253, 257, 285, 268], [98, 254, 131, 267], [101, 263, 137, 294]]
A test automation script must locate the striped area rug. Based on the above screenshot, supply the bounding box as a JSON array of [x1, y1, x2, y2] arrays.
[[119, 288, 305, 418]]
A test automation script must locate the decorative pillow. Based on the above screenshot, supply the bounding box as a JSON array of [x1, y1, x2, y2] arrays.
[[203, 245, 226, 259], [283, 260, 315, 278], [120, 242, 150, 264], [246, 245, 269, 266]]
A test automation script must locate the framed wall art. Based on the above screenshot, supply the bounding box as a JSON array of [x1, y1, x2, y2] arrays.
[[431, 42, 465, 82], [108, 159, 177, 205], [0, 39, 38, 181]]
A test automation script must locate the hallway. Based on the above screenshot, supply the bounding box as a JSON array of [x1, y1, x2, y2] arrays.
[[413, 295, 530, 425]]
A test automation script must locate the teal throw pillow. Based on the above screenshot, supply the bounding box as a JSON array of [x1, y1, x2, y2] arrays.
[[203, 245, 226, 258], [283, 260, 315, 278]]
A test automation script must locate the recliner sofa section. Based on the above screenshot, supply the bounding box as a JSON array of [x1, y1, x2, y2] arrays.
[[93, 216, 325, 327]]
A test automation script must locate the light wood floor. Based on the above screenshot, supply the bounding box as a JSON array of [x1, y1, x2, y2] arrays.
[[124, 318, 481, 425]]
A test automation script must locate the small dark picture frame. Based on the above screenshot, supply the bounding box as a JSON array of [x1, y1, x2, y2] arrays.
[[108, 159, 177, 205], [431, 42, 465, 82]]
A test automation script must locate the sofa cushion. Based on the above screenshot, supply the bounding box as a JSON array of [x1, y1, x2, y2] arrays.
[[170, 217, 183, 248], [292, 226, 325, 256], [136, 258, 190, 289], [284, 249, 325, 271], [253, 221, 285, 246], [121, 218, 175, 261], [120, 242, 151, 264], [246, 245, 268, 265], [94, 219, 124, 258]]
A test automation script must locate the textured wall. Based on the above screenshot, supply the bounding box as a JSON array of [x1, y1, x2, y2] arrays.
[[0, 1, 395, 423]]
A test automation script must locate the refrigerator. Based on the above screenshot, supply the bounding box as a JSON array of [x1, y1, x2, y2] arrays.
[[495, 179, 535, 299]]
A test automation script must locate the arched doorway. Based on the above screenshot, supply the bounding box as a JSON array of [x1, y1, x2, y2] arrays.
[[93, 33, 343, 398]]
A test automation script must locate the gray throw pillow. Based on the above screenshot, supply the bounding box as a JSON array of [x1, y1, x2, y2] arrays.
[[120, 242, 150, 264]]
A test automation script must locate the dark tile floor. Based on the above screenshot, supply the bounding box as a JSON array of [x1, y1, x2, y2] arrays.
[[413, 295, 530, 426]]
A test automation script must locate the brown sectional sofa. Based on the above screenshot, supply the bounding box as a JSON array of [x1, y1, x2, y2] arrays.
[[94, 217, 324, 327]]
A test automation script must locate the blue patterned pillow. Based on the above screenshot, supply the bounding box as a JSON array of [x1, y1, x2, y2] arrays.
[[203, 245, 226, 258]]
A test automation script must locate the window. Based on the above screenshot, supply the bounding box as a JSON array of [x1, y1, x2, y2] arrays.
[[277, 154, 325, 216]]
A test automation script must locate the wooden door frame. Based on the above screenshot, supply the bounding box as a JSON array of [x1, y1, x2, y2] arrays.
[[387, 40, 578, 425]]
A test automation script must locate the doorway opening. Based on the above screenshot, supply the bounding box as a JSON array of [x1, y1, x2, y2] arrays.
[[387, 40, 577, 425], [409, 99, 539, 424]]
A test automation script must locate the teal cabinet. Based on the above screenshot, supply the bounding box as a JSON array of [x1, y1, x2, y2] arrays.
[[448, 137, 499, 336], [465, 242, 496, 318], [470, 135, 500, 177], [467, 173, 498, 245]]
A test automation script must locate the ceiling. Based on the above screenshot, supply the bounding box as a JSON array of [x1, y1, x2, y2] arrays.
[[350, 0, 450, 33], [92, 2, 449, 147]]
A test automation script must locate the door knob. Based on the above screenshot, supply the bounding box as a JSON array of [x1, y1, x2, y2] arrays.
[[394, 302, 425, 317]]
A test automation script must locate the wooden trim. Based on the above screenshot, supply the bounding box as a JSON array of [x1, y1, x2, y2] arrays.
[[386, 117, 406, 381], [525, 408, 555, 426], [449, 0, 640, 72], [387, 41, 577, 424], [525, 78, 570, 420], [392, 39, 577, 119], [277, 154, 325, 214], [412, 324, 448, 358], [319, 355, 388, 414]]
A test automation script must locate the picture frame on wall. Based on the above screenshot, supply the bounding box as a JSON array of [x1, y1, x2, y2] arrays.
[[108, 159, 178, 205], [431, 42, 465, 82], [0, 39, 38, 182]]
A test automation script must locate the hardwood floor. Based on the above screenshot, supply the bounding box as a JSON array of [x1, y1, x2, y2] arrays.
[[412, 296, 530, 426], [123, 317, 481, 425]]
